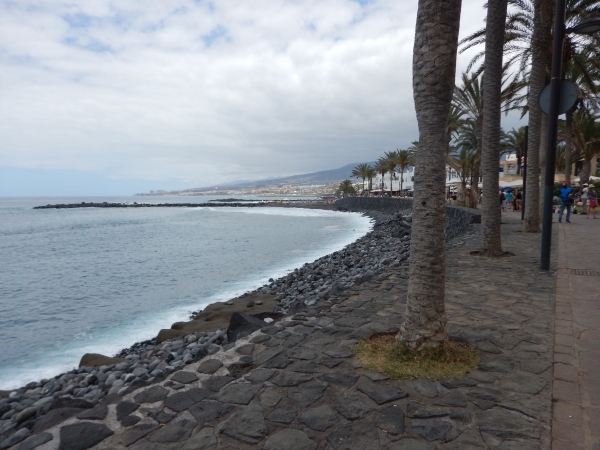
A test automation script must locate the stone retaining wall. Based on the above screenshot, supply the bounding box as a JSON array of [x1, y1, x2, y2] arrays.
[[334, 197, 480, 241]]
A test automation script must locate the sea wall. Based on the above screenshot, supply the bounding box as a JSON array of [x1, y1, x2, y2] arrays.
[[334, 197, 480, 241]]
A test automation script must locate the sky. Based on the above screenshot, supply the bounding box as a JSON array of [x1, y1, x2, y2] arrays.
[[0, 0, 527, 196]]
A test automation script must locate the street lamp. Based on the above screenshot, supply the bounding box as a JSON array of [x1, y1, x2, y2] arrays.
[[540, 5, 600, 271]]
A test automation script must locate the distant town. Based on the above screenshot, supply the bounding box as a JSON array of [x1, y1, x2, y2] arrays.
[[139, 183, 337, 197]]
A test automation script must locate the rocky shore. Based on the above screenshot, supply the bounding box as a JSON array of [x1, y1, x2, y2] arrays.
[[0, 199, 480, 449]]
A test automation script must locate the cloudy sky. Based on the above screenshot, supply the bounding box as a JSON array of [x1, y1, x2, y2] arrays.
[[0, 0, 526, 196]]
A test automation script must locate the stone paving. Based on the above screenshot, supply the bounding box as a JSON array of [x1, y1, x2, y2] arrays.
[[552, 213, 600, 450], [8, 213, 557, 450]]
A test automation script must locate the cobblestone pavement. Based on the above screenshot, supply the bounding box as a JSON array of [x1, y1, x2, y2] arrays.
[[553, 213, 600, 450], [12, 214, 556, 450]]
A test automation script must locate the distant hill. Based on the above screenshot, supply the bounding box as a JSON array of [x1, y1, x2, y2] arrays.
[[181, 162, 376, 192]]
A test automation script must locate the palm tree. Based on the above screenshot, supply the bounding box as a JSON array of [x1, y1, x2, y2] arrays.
[[383, 151, 399, 195], [337, 180, 356, 197], [395, 149, 415, 192], [397, 0, 462, 350], [504, 127, 527, 175], [352, 163, 373, 194], [373, 160, 388, 194], [449, 146, 478, 207], [365, 167, 377, 194], [571, 110, 600, 184], [480, 0, 509, 257]]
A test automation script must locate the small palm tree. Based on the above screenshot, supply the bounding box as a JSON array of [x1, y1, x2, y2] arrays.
[[351, 163, 373, 193], [365, 167, 377, 194], [337, 180, 356, 197], [395, 149, 415, 192], [373, 160, 388, 194], [571, 110, 600, 184], [383, 151, 399, 195], [503, 127, 527, 175]]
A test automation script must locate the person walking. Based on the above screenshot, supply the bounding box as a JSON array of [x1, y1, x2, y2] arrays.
[[587, 185, 597, 219], [558, 181, 573, 223], [500, 190, 507, 212], [515, 190, 522, 211], [581, 183, 589, 215], [505, 190, 514, 211]]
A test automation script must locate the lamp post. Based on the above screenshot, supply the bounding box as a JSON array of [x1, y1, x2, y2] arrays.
[[540, 11, 600, 271]]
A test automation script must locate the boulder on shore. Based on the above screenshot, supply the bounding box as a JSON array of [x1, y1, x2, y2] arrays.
[[156, 293, 277, 343], [79, 353, 126, 368]]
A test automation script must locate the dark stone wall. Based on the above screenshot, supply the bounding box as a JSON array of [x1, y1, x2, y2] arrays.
[[334, 197, 480, 241]]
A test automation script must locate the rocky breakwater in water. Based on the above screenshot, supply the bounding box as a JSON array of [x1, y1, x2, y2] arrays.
[[0, 200, 479, 449]]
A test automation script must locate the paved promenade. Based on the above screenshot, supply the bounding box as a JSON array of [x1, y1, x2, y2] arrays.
[[7, 213, 561, 450], [552, 213, 600, 450]]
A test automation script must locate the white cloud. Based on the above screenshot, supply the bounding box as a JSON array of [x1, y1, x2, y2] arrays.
[[0, 0, 520, 191]]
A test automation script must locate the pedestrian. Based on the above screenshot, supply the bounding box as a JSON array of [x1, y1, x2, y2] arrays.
[[505, 190, 514, 211], [587, 185, 597, 219], [558, 181, 573, 223], [500, 190, 507, 212], [581, 183, 589, 215], [515, 190, 522, 211]]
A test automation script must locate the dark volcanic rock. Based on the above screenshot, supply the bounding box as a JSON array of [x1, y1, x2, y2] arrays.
[[332, 391, 374, 419], [266, 408, 296, 424], [318, 370, 359, 388], [478, 408, 542, 439], [326, 421, 380, 450], [376, 405, 405, 435], [196, 359, 223, 374], [411, 420, 453, 442], [188, 401, 233, 424], [245, 368, 276, 383], [202, 375, 235, 392], [263, 429, 317, 450], [148, 419, 196, 442], [299, 405, 339, 431], [76, 403, 108, 420], [58, 422, 114, 450], [271, 371, 313, 387], [116, 401, 139, 421], [121, 415, 142, 427], [171, 371, 199, 384], [210, 383, 262, 405], [122, 423, 160, 447], [164, 388, 212, 412], [288, 382, 329, 406], [134, 386, 169, 404], [387, 438, 436, 450], [32, 408, 84, 433], [16, 432, 53, 450], [219, 405, 268, 444], [227, 312, 266, 342], [357, 383, 408, 404]]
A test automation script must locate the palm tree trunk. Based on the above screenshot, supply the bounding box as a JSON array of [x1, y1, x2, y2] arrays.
[[580, 158, 591, 185], [397, 0, 462, 350], [480, 0, 508, 256], [565, 109, 573, 185], [524, 0, 552, 232]]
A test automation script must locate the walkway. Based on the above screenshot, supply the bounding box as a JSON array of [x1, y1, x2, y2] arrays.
[[553, 213, 600, 450], [6, 213, 561, 449]]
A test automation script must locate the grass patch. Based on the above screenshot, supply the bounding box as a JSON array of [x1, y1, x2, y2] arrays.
[[353, 333, 480, 381]]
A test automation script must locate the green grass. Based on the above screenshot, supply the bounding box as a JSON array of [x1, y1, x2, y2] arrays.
[[353, 334, 480, 381]]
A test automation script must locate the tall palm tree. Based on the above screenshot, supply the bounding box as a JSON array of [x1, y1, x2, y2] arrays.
[[395, 149, 415, 192], [373, 160, 388, 194], [480, 0, 509, 257], [352, 163, 373, 193], [449, 146, 478, 207], [397, 0, 462, 350]]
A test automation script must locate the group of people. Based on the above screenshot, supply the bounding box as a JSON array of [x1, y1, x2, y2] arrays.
[[558, 181, 598, 222], [499, 189, 523, 212]]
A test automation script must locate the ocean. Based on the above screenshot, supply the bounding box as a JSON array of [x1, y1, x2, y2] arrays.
[[0, 196, 372, 390]]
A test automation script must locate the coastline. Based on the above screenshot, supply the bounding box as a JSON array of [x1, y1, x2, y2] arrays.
[[0, 199, 480, 448]]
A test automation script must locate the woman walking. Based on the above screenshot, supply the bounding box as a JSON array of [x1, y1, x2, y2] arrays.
[[588, 185, 598, 219]]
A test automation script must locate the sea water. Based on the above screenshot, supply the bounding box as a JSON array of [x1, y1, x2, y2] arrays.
[[0, 196, 372, 390]]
